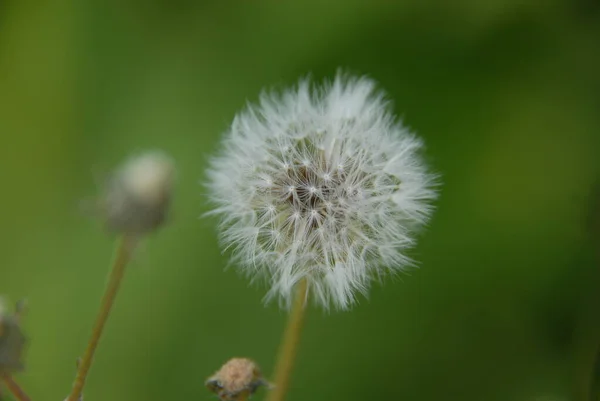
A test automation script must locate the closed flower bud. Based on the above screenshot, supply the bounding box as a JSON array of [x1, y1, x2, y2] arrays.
[[206, 358, 269, 401], [102, 151, 175, 235]]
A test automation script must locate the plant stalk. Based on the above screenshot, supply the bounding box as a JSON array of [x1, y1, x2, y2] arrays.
[[1, 373, 31, 401], [266, 278, 308, 401], [66, 234, 136, 401], [237, 391, 250, 401]]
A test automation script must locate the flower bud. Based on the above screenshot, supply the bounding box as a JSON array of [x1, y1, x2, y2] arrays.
[[206, 358, 269, 400], [102, 151, 175, 235]]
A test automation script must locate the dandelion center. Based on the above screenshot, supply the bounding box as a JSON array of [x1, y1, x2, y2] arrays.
[[253, 134, 374, 265]]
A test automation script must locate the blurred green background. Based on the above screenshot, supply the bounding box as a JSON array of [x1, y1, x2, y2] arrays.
[[1, 1, 600, 400]]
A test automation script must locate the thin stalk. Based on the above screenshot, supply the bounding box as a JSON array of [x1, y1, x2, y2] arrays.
[[1, 373, 31, 401], [574, 189, 600, 401], [576, 259, 600, 401], [66, 234, 137, 401], [267, 278, 308, 401], [237, 391, 250, 401]]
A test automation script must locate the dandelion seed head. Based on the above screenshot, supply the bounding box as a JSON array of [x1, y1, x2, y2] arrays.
[[206, 72, 438, 310]]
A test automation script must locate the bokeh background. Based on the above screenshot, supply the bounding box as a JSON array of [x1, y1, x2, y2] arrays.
[[1, 1, 600, 400]]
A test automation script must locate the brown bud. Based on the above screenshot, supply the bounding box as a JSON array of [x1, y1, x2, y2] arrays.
[[206, 358, 269, 400]]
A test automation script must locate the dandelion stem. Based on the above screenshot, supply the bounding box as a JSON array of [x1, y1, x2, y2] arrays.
[[237, 391, 250, 401], [267, 278, 308, 401], [66, 234, 137, 401], [1, 373, 31, 401], [573, 187, 600, 401]]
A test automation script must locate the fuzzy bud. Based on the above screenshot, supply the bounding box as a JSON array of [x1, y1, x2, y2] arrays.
[[102, 151, 175, 235], [206, 358, 269, 400]]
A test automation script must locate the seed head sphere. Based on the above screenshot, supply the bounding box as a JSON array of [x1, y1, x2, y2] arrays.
[[206, 73, 438, 310]]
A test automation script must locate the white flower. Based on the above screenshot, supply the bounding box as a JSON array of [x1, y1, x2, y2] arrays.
[[205, 72, 438, 310]]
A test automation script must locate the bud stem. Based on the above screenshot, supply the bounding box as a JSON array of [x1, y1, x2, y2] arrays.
[[267, 278, 308, 401], [66, 234, 137, 401], [1, 373, 31, 401], [237, 391, 250, 401]]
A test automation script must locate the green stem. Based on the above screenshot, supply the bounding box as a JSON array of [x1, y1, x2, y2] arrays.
[[266, 278, 308, 401], [66, 235, 136, 401], [1, 373, 31, 401]]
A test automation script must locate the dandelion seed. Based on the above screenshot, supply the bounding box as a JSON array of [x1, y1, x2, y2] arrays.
[[206, 72, 438, 310]]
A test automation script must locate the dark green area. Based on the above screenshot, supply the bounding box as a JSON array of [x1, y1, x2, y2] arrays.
[[1, 1, 599, 400]]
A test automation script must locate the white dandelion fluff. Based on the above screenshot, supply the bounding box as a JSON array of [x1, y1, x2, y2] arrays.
[[206, 72, 438, 310]]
